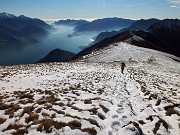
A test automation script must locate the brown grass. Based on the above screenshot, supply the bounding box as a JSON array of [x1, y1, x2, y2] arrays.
[[36, 108, 42, 113], [21, 106, 35, 116], [0, 102, 11, 110], [12, 128, 28, 135], [84, 118, 100, 128], [165, 107, 180, 116], [82, 127, 97, 135], [153, 119, 168, 134], [50, 108, 65, 115], [5, 104, 21, 118], [0, 117, 6, 124], [42, 112, 50, 117], [37, 119, 81, 133], [132, 121, 143, 135], [37, 95, 59, 105], [44, 104, 52, 110], [138, 120, 146, 125], [87, 108, 98, 114], [65, 113, 81, 119], [97, 113, 106, 120], [53, 102, 65, 106], [155, 99, 161, 106], [25, 113, 39, 123], [99, 104, 109, 113], [84, 99, 92, 104], [19, 93, 34, 100], [3, 123, 25, 132], [164, 104, 180, 116], [67, 104, 83, 112]]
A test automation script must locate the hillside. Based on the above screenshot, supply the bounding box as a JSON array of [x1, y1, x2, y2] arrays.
[[54, 19, 89, 27], [37, 49, 75, 63], [0, 12, 52, 48], [0, 42, 179, 135], [74, 19, 180, 59], [73, 17, 135, 34], [91, 18, 159, 45]]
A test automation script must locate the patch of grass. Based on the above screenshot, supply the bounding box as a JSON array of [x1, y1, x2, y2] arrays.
[[21, 106, 35, 116], [19, 93, 34, 100], [36, 108, 42, 113], [99, 104, 109, 113], [132, 121, 143, 135], [0, 102, 11, 110], [146, 115, 153, 121], [144, 91, 150, 96], [51, 113, 56, 118], [12, 128, 28, 135], [44, 104, 52, 110], [53, 102, 65, 106], [37, 95, 59, 105], [67, 104, 83, 112], [65, 113, 81, 119], [0, 117, 6, 124], [50, 108, 65, 115], [25, 113, 39, 123], [84, 99, 92, 104], [165, 107, 180, 116], [97, 113, 106, 120], [37, 119, 81, 133], [68, 120, 82, 129], [138, 120, 146, 125], [87, 108, 98, 114], [5, 104, 21, 118], [153, 119, 168, 134], [3, 123, 25, 132], [42, 112, 50, 117], [155, 99, 161, 106], [82, 127, 97, 135], [84, 118, 100, 128]]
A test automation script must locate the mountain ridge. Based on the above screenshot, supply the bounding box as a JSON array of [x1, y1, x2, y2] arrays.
[[0, 12, 52, 48], [73, 19, 180, 59]]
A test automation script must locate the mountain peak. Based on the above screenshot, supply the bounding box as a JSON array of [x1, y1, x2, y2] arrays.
[[148, 19, 180, 31], [0, 12, 16, 19]]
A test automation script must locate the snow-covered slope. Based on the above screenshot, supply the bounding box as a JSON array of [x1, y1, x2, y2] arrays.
[[0, 42, 179, 135]]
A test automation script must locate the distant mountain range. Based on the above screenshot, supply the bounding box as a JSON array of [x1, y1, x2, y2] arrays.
[[37, 48, 75, 63], [72, 19, 180, 59], [54, 19, 89, 27], [91, 18, 159, 45], [73, 17, 136, 34], [0, 12, 52, 48]]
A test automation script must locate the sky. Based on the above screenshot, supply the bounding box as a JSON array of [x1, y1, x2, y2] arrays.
[[0, 0, 180, 20]]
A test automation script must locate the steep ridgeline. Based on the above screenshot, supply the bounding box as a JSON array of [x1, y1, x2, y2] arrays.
[[92, 18, 159, 45], [54, 19, 89, 27], [73, 17, 136, 34], [37, 49, 75, 63], [73, 19, 180, 59], [0, 12, 52, 49]]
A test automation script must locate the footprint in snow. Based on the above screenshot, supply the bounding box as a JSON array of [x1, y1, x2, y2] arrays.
[[116, 107, 124, 114], [111, 121, 121, 129], [112, 114, 119, 119]]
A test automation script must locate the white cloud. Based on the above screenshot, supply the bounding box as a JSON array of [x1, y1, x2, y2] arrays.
[[170, 0, 180, 5]]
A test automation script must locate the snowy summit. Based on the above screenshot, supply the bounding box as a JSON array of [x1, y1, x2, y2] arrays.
[[0, 42, 180, 135]]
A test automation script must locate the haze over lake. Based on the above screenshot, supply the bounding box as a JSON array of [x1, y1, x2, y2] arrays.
[[0, 24, 97, 66]]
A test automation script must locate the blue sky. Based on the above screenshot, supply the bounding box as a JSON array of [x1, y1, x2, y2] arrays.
[[0, 0, 180, 20]]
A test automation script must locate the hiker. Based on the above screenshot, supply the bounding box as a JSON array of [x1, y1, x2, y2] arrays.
[[121, 62, 126, 74]]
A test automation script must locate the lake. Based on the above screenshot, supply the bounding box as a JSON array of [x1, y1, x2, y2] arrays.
[[0, 25, 98, 66]]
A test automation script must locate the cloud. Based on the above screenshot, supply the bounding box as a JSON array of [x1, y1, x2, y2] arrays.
[[169, 0, 180, 5], [126, 3, 146, 7]]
